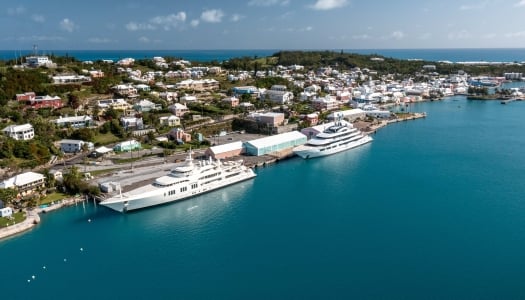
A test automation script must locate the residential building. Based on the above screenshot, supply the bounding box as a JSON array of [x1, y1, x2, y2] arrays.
[[168, 128, 191, 143], [249, 112, 285, 127], [17, 93, 63, 109], [26, 56, 53, 68], [121, 117, 144, 130], [2, 123, 34, 140], [232, 86, 259, 96], [159, 115, 181, 127], [0, 171, 45, 196], [221, 96, 239, 107], [133, 99, 160, 112], [113, 140, 141, 152], [168, 103, 189, 117], [59, 139, 94, 153], [264, 90, 294, 104], [312, 96, 340, 111], [52, 115, 93, 128]]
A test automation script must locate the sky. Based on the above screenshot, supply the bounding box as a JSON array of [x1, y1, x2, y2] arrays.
[[3, 0, 525, 50]]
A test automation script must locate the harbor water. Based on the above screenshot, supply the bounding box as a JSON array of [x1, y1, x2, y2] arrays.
[[2, 96, 525, 299]]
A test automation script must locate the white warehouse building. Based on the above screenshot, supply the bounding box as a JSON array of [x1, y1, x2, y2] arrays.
[[244, 131, 307, 156]]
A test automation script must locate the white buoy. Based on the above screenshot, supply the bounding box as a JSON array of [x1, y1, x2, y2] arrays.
[[31, 275, 35, 280], [64, 258, 67, 262], [27, 279, 30, 283], [88, 219, 91, 223], [80, 247, 84, 252], [42, 266, 46, 270]]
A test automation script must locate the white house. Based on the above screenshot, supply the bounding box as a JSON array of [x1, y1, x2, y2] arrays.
[[168, 103, 189, 117], [0, 171, 45, 196], [2, 123, 34, 140], [159, 115, 181, 127], [59, 139, 94, 153], [52, 115, 93, 128], [121, 117, 144, 130], [0, 207, 13, 217]]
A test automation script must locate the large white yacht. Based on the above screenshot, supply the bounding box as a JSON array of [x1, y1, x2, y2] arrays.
[[293, 118, 372, 159], [100, 152, 256, 212]]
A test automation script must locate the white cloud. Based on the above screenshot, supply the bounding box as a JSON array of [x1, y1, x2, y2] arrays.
[[88, 37, 113, 44], [201, 9, 224, 23], [309, 0, 348, 10], [248, 0, 290, 6], [60, 18, 76, 33], [190, 19, 200, 27], [150, 12, 186, 30], [7, 6, 25, 16], [504, 31, 525, 38], [31, 14, 45, 23], [514, 0, 525, 6], [139, 36, 150, 43], [391, 31, 405, 39], [125, 12, 186, 31], [459, 1, 489, 10], [448, 30, 472, 40], [231, 14, 244, 22], [125, 22, 156, 31]]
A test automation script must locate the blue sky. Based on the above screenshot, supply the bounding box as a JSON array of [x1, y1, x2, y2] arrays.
[[3, 0, 525, 50]]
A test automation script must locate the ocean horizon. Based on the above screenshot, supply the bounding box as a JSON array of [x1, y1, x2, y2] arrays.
[[1, 48, 525, 63]]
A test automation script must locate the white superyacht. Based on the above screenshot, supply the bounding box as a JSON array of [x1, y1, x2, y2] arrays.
[[100, 151, 256, 212], [293, 117, 372, 159]]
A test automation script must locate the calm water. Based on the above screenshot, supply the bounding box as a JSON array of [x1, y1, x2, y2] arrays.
[[2, 96, 525, 299], [1, 48, 525, 63]]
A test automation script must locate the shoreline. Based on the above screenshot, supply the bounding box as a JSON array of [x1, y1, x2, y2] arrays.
[[0, 113, 426, 241], [0, 197, 83, 241]]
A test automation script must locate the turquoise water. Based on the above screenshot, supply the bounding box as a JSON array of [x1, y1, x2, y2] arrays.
[[2, 96, 525, 299], [1, 48, 524, 63]]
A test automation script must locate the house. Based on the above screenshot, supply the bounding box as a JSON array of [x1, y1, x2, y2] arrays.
[[312, 96, 340, 111], [52, 75, 91, 84], [49, 169, 63, 181], [264, 90, 294, 104], [168, 128, 191, 143], [59, 139, 94, 153], [249, 112, 285, 127], [17, 94, 63, 109], [26, 56, 53, 67], [232, 86, 259, 96], [0, 171, 45, 196], [121, 117, 144, 130], [2, 123, 34, 140], [0, 207, 13, 218], [112, 84, 138, 97], [52, 115, 93, 128], [221, 96, 239, 107], [133, 99, 159, 112], [168, 103, 189, 117], [159, 115, 181, 127], [113, 140, 141, 152], [97, 99, 132, 111]]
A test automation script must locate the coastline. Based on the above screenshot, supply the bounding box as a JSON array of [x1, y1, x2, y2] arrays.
[[0, 197, 83, 241], [0, 113, 427, 241]]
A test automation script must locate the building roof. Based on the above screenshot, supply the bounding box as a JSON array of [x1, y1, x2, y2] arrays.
[[1, 171, 44, 189], [3, 123, 33, 133], [208, 141, 243, 154], [246, 131, 306, 149], [59, 139, 84, 145]]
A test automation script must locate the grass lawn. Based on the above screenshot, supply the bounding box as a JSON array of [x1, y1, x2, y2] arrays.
[[0, 211, 26, 228], [94, 133, 120, 145], [40, 192, 69, 205]]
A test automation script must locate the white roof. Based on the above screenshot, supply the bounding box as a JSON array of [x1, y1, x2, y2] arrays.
[[3, 123, 33, 133], [247, 131, 306, 149], [95, 146, 113, 153], [209, 141, 243, 154], [328, 109, 365, 119], [1, 171, 44, 189]]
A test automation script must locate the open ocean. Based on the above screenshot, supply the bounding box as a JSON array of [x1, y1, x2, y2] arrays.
[[1, 48, 525, 63], [1, 50, 525, 299]]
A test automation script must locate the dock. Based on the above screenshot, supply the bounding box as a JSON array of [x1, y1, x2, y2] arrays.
[[501, 98, 517, 104]]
